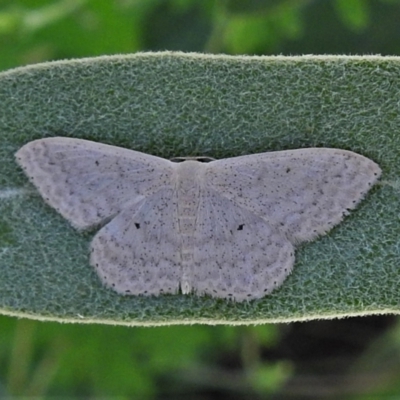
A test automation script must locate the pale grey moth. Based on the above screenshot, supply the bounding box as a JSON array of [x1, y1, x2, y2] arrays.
[[15, 137, 381, 301]]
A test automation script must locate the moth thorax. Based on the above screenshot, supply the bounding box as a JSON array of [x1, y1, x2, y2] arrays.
[[176, 160, 205, 195]]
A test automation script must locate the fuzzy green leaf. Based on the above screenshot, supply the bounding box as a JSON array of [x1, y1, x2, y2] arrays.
[[0, 52, 397, 326]]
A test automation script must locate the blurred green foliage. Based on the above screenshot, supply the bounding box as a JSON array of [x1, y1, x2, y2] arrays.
[[1, 316, 287, 398], [1, 0, 400, 398], [0, 0, 400, 71], [346, 321, 400, 399]]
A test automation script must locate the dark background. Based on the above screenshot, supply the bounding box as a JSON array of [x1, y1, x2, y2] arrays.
[[1, 0, 400, 398]]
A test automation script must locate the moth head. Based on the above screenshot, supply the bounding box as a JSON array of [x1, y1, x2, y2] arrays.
[[170, 156, 215, 163]]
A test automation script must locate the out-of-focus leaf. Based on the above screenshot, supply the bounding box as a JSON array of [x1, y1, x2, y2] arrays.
[[223, 3, 304, 54], [334, 0, 370, 32]]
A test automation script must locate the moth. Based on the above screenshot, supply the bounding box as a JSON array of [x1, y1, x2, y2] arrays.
[[16, 138, 381, 301]]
